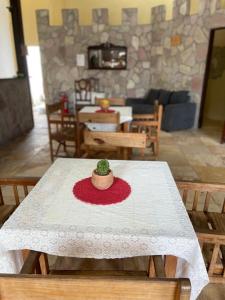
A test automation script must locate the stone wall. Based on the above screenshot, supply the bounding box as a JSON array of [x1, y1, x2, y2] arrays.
[[0, 78, 34, 145], [36, 0, 225, 124]]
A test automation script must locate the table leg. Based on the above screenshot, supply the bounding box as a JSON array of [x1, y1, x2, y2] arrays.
[[165, 255, 177, 277]]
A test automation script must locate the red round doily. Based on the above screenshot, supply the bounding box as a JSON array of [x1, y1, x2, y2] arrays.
[[73, 177, 131, 205], [96, 109, 115, 113]]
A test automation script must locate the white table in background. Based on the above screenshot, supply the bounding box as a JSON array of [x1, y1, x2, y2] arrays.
[[0, 158, 209, 300], [79, 106, 132, 131]]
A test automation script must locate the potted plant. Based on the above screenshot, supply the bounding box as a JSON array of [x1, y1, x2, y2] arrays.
[[91, 159, 114, 190], [100, 99, 110, 111]]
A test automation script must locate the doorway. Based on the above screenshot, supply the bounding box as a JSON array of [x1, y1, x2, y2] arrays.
[[200, 28, 225, 134]]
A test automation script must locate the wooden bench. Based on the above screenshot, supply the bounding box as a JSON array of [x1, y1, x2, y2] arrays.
[[0, 251, 191, 300], [176, 181, 225, 283]]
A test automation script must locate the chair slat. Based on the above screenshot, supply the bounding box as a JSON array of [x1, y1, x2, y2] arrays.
[[0, 186, 3, 205], [192, 191, 199, 211], [182, 190, 188, 205], [204, 192, 211, 212], [23, 186, 28, 197], [13, 185, 20, 206]]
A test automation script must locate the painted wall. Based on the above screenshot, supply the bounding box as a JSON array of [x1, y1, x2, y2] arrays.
[[20, 0, 202, 46], [204, 29, 225, 122], [0, 0, 18, 78]]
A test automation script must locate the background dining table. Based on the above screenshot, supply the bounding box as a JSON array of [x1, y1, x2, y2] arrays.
[[0, 158, 209, 299], [79, 106, 132, 132]]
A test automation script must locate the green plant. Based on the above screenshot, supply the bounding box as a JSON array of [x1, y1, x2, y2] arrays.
[[96, 159, 110, 176]]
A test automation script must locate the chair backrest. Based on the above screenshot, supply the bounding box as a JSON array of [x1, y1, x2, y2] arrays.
[[84, 131, 147, 149], [0, 177, 40, 207], [132, 103, 163, 133], [176, 181, 225, 283], [176, 181, 225, 212], [46, 102, 62, 115], [95, 97, 125, 106], [78, 112, 120, 124], [74, 79, 92, 103]]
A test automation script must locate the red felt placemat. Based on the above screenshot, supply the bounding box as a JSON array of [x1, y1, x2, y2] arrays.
[[73, 177, 131, 205], [96, 109, 115, 113]]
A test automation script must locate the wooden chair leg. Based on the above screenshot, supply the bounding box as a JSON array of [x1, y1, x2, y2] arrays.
[[165, 255, 177, 278], [39, 253, 49, 275], [148, 256, 155, 277]]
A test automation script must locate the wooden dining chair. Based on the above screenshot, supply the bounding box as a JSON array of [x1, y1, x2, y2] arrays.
[[74, 79, 92, 105], [176, 180, 225, 283], [0, 251, 191, 300], [83, 130, 147, 159], [46, 102, 79, 161], [131, 101, 163, 158], [78, 111, 120, 126], [0, 177, 40, 226], [95, 97, 125, 106]]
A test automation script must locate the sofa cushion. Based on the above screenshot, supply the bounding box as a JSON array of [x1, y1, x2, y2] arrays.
[[144, 89, 160, 105], [169, 91, 190, 104], [126, 98, 145, 106], [131, 104, 155, 114], [158, 89, 172, 106]]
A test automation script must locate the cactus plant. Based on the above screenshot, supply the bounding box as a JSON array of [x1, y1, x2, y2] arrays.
[[96, 159, 110, 176]]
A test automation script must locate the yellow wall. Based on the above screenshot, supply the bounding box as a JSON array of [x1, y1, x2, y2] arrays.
[[21, 0, 202, 46]]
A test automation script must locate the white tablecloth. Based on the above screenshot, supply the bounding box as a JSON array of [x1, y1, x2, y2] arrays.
[[79, 106, 132, 131], [0, 159, 208, 299]]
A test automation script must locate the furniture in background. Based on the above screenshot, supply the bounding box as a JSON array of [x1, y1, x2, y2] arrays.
[[95, 97, 125, 106], [46, 102, 79, 161], [74, 78, 105, 109], [78, 106, 132, 132], [0, 250, 191, 300], [74, 79, 92, 106], [83, 131, 147, 159], [131, 103, 163, 157], [221, 121, 225, 144], [0, 177, 39, 226], [78, 111, 120, 157], [177, 181, 225, 283], [126, 89, 196, 132]]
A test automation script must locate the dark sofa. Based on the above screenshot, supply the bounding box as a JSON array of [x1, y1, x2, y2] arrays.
[[126, 89, 196, 132]]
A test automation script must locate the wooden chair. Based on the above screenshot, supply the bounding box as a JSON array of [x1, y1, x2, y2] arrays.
[[176, 181, 225, 283], [74, 79, 92, 105], [83, 130, 147, 159], [95, 97, 125, 106], [0, 177, 40, 226], [78, 111, 120, 127], [46, 102, 79, 161], [131, 101, 163, 157], [78, 111, 121, 158], [0, 251, 191, 300]]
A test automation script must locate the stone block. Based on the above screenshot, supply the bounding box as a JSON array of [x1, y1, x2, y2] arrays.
[[92, 9, 108, 25], [151, 5, 166, 23], [122, 8, 138, 26]]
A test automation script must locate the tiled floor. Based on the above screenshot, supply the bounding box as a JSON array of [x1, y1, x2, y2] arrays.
[[0, 110, 225, 299]]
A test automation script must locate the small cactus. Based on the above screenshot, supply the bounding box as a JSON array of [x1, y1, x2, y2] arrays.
[[96, 159, 110, 176]]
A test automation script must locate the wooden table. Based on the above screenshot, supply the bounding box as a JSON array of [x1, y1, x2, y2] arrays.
[[0, 158, 208, 299]]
